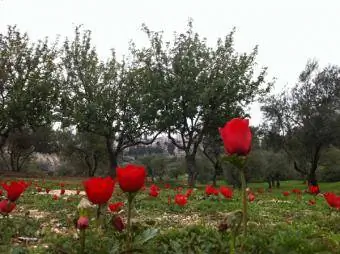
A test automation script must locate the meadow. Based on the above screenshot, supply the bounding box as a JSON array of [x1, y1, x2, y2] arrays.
[[0, 177, 339, 254]]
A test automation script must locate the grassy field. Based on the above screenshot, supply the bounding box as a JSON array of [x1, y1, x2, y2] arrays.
[[0, 178, 340, 253]]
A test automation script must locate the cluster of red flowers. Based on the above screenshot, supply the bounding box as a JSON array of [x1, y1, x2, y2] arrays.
[[149, 184, 160, 197]]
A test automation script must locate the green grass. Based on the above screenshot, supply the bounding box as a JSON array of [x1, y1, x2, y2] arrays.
[[0, 179, 340, 253]]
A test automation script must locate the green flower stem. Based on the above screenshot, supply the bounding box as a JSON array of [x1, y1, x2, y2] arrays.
[[80, 229, 85, 254], [96, 204, 101, 220], [127, 192, 134, 250], [240, 169, 247, 236]]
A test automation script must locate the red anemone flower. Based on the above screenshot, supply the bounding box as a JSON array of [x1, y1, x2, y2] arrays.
[[1, 181, 27, 202], [248, 192, 255, 202], [219, 118, 252, 156], [282, 191, 290, 197], [205, 185, 219, 196], [175, 194, 187, 206], [116, 164, 146, 193], [0, 200, 16, 215], [83, 177, 115, 205], [112, 215, 125, 232], [108, 202, 124, 213], [220, 186, 233, 199]]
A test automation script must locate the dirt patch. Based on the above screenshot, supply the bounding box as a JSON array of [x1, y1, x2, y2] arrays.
[[38, 189, 85, 196]]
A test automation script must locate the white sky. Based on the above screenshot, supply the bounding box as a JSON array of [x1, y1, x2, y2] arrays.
[[1, 0, 340, 126]]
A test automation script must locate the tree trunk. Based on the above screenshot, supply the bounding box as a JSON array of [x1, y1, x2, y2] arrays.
[[267, 176, 272, 188], [212, 160, 222, 187], [106, 137, 118, 177], [308, 170, 317, 186], [185, 154, 197, 187]]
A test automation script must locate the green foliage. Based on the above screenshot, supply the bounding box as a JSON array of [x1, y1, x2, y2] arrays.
[[319, 147, 340, 182], [135, 20, 270, 185], [262, 60, 340, 181]]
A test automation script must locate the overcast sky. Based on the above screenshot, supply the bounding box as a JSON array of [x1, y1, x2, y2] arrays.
[[1, 0, 339, 126]]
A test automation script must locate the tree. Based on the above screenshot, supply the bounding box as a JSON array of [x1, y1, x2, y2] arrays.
[[0, 26, 59, 150], [262, 61, 340, 185], [60, 27, 161, 176], [134, 21, 269, 186], [58, 131, 107, 177]]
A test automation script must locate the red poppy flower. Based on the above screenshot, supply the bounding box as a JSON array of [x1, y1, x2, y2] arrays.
[[185, 189, 193, 198], [283, 191, 290, 197], [324, 192, 340, 209], [164, 183, 171, 189], [77, 216, 89, 230], [205, 185, 219, 196], [0, 200, 16, 215], [109, 202, 124, 213], [60, 182, 65, 188], [83, 177, 115, 205], [1, 181, 27, 202], [175, 194, 187, 206], [60, 189, 65, 195], [149, 188, 159, 197], [220, 186, 233, 199], [113, 215, 125, 232], [116, 164, 146, 193], [45, 188, 50, 194], [248, 192, 255, 202], [53, 195, 59, 200], [309, 185, 320, 195], [36, 187, 42, 192], [219, 118, 252, 156]]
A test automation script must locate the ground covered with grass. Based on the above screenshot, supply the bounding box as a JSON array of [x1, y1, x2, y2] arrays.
[[0, 179, 340, 254]]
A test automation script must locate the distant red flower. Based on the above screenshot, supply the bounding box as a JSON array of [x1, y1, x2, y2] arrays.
[[1, 181, 27, 202], [45, 188, 50, 194], [282, 191, 290, 197], [76, 189, 81, 195], [60, 189, 65, 195], [324, 192, 340, 209], [164, 183, 171, 189], [220, 186, 233, 199], [308, 199, 316, 206], [175, 186, 183, 193], [248, 192, 255, 202], [185, 189, 193, 198], [175, 194, 187, 206], [77, 216, 89, 230], [112, 215, 125, 232], [205, 185, 219, 196], [109, 202, 124, 213], [83, 177, 115, 205], [116, 164, 146, 193], [36, 187, 42, 192], [168, 196, 171, 205], [149, 188, 159, 197], [309, 185, 320, 195], [60, 182, 65, 188], [219, 118, 252, 156], [53, 195, 59, 200], [0, 200, 16, 215]]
